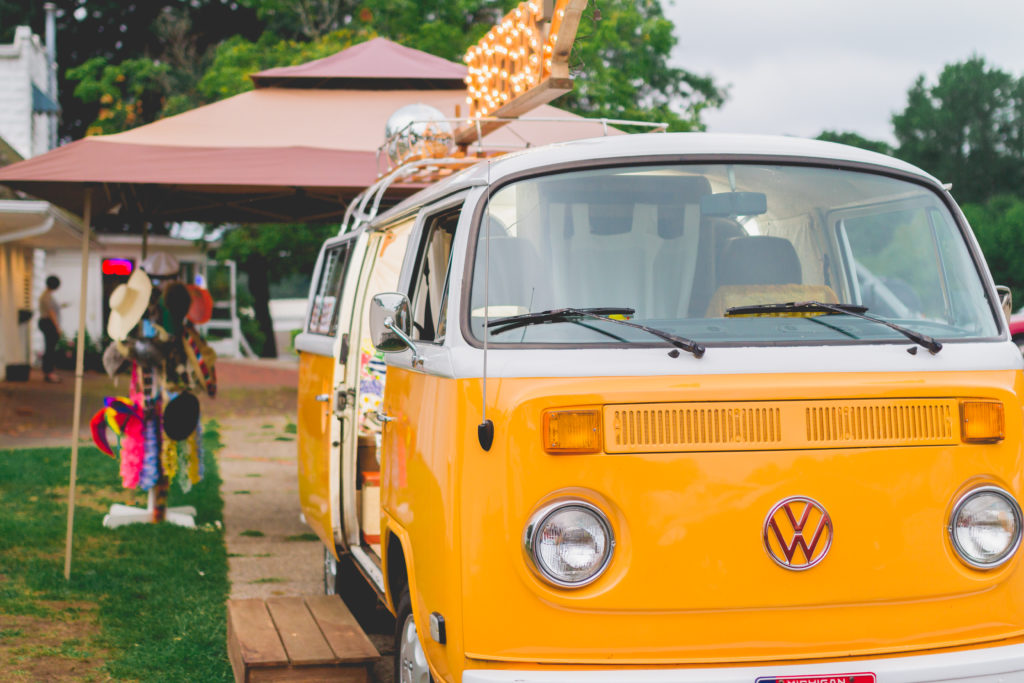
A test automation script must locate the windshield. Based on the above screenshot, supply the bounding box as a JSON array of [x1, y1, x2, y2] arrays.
[[468, 163, 999, 346]]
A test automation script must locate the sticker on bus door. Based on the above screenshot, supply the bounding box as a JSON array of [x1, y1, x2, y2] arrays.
[[756, 674, 875, 683]]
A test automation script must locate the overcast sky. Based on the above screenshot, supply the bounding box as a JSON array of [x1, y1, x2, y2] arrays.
[[665, 0, 1024, 143]]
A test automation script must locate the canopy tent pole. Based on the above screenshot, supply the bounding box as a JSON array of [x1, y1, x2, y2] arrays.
[[63, 187, 92, 581]]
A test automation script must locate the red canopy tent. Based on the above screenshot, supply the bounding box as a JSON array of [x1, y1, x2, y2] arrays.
[[0, 36, 621, 578], [0, 38, 618, 222]]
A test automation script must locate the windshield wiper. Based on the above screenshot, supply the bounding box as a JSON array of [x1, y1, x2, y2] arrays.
[[487, 307, 706, 358], [724, 300, 942, 354]]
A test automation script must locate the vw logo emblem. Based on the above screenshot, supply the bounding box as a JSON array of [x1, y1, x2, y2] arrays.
[[763, 496, 833, 570]]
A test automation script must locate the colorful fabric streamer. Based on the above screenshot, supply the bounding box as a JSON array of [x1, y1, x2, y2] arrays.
[[138, 407, 161, 491], [120, 415, 144, 489], [182, 324, 217, 397], [89, 396, 143, 458], [161, 436, 178, 480], [176, 445, 192, 493]]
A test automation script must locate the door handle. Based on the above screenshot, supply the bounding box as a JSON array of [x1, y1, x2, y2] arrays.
[[375, 409, 396, 423], [315, 393, 330, 403]]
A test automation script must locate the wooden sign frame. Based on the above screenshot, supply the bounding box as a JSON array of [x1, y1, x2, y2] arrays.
[[454, 0, 587, 145]]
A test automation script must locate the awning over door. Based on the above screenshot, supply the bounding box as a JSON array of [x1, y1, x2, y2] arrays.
[[0, 199, 93, 248]]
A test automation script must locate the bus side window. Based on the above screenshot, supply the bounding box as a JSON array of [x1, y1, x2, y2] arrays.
[[409, 207, 460, 342], [308, 241, 353, 335]]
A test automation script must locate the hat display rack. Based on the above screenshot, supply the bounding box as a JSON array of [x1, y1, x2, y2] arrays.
[[89, 253, 218, 528]]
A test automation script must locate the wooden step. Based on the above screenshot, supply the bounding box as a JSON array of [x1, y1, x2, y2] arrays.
[[227, 595, 379, 682]]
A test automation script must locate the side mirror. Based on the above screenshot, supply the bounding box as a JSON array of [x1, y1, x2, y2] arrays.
[[369, 292, 422, 365], [996, 285, 1013, 322]]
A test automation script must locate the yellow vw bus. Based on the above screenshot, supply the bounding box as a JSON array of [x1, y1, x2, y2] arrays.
[[295, 132, 1024, 682]]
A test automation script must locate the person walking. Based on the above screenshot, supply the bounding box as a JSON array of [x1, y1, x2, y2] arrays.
[[38, 275, 62, 383]]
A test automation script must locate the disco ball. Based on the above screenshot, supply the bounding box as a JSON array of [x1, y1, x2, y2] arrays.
[[384, 103, 454, 166]]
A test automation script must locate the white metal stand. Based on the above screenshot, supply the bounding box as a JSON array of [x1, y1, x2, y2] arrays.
[[102, 488, 196, 528]]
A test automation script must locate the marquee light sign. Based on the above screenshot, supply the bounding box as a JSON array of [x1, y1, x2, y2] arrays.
[[455, 0, 586, 144]]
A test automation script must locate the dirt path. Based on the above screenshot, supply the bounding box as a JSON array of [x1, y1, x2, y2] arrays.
[[219, 414, 323, 599], [218, 417, 396, 681], [0, 359, 299, 449]]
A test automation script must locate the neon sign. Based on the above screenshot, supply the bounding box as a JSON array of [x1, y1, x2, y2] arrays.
[[456, 0, 586, 143], [102, 258, 133, 276]]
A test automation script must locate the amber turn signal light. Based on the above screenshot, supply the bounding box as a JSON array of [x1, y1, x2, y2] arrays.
[[543, 409, 602, 454], [960, 400, 1004, 443]]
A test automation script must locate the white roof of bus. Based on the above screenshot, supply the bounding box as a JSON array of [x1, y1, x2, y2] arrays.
[[379, 132, 942, 222]]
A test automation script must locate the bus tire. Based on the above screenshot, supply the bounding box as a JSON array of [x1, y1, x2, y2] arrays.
[[394, 586, 432, 683], [323, 546, 338, 595]]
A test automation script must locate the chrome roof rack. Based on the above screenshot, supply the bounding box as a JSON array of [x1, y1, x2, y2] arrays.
[[339, 115, 668, 235], [339, 157, 482, 235]]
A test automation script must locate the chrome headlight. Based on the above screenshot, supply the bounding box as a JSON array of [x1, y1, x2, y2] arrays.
[[524, 500, 614, 587], [949, 486, 1022, 569]]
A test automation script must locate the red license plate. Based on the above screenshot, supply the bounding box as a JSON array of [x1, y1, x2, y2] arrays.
[[756, 675, 876, 683]]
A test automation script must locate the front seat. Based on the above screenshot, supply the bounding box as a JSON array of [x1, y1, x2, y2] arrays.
[[705, 235, 837, 316]]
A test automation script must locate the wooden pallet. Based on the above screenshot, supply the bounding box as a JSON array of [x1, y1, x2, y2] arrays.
[[227, 596, 379, 682]]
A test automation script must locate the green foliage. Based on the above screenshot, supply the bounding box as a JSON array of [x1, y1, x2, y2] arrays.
[[560, 1, 724, 131], [5, 1, 265, 140], [237, 0, 360, 40], [816, 130, 894, 156], [218, 223, 337, 281], [217, 223, 336, 357], [67, 57, 173, 135], [240, 313, 268, 356], [0, 423, 230, 681], [962, 195, 1024, 305], [893, 56, 1024, 204], [358, 0, 500, 61], [197, 28, 371, 101], [358, 0, 725, 130]]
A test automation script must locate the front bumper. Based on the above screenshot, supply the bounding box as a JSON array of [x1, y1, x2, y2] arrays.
[[462, 642, 1024, 682]]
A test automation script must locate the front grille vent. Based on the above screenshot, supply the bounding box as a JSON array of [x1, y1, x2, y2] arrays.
[[805, 402, 954, 444], [603, 399, 960, 453], [607, 403, 781, 453]]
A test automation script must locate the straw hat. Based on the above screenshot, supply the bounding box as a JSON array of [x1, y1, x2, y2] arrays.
[[186, 285, 214, 324], [141, 252, 180, 277], [107, 268, 152, 341]]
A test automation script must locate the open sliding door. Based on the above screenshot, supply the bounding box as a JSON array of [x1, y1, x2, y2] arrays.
[[295, 229, 365, 557]]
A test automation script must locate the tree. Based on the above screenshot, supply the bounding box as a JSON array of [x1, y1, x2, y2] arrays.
[[215, 223, 338, 357], [892, 56, 1024, 205], [816, 130, 893, 156], [237, 0, 359, 40], [558, 1, 724, 131], [6, 1, 266, 141], [962, 195, 1024, 306], [358, 0, 725, 131]]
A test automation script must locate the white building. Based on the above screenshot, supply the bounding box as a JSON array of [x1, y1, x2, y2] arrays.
[[44, 234, 212, 348], [0, 22, 68, 380], [0, 25, 57, 160]]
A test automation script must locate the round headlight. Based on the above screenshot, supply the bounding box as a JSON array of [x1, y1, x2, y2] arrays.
[[524, 501, 614, 587], [949, 486, 1022, 569]]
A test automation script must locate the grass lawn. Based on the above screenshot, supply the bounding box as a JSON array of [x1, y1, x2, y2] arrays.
[[0, 421, 231, 682]]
